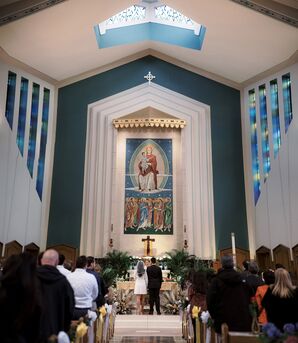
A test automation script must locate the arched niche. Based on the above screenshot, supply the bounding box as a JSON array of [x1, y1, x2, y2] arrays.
[[292, 244, 298, 280], [273, 244, 291, 271], [24, 242, 40, 258], [4, 240, 22, 258], [47, 244, 78, 267], [219, 247, 249, 268], [81, 83, 215, 258], [256, 246, 272, 270]]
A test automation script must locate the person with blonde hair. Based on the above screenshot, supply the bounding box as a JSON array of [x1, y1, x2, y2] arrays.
[[262, 268, 298, 330], [134, 260, 148, 314]]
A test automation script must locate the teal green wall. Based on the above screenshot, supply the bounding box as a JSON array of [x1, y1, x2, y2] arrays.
[[48, 55, 248, 252]]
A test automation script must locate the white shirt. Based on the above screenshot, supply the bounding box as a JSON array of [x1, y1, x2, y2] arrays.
[[67, 268, 98, 308], [57, 265, 72, 277]]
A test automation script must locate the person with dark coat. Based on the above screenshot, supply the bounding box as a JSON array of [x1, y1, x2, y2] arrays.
[[146, 257, 163, 314], [207, 255, 253, 334], [245, 261, 264, 294], [86, 256, 107, 308], [36, 249, 75, 342]]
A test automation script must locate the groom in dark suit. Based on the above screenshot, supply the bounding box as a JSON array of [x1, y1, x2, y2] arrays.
[[146, 257, 163, 314]]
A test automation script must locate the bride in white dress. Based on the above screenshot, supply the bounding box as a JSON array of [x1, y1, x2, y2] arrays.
[[134, 260, 148, 314]]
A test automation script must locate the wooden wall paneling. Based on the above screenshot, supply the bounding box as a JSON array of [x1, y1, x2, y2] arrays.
[[256, 246, 272, 270], [219, 247, 250, 268], [273, 244, 291, 271], [4, 240, 23, 258], [47, 244, 78, 268]]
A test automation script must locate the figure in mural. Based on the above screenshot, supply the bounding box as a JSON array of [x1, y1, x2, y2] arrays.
[[125, 197, 135, 229], [147, 198, 154, 228], [164, 197, 173, 231], [140, 152, 150, 174], [132, 198, 139, 228], [153, 198, 165, 231], [139, 198, 149, 229], [138, 146, 159, 192]]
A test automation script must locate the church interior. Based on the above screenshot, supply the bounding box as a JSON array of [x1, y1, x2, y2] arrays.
[[0, 0, 298, 274]]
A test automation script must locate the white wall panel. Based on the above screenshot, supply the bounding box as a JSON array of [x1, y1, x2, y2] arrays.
[[0, 59, 56, 254], [242, 63, 298, 257]]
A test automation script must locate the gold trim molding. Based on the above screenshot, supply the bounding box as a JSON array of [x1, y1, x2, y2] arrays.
[[113, 118, 186, 129]]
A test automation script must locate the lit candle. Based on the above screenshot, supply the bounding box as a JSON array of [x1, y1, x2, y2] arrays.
[[231, 232, 236, 255]]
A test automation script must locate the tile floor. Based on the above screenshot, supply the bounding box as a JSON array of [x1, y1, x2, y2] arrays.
[[110, 314, 186, 343]]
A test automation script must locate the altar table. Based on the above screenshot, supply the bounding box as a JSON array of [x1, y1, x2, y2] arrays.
[[116, 280, 178, 293]]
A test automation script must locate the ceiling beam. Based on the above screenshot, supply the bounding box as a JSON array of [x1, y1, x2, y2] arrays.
[[230, 0, 298, 27], [0, 0, 67, 26]]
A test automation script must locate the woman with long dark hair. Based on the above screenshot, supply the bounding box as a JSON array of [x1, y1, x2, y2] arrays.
[[134, 260, 148, 314], [0, 252, 42, 342]]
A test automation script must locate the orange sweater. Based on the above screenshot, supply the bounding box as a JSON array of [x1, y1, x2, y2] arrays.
[[255, 284, 269, 324]]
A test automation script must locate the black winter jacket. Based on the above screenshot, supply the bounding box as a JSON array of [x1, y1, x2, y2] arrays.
[[207, 268, 253, 333]]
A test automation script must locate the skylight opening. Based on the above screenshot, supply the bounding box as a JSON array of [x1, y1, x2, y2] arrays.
[[154, 5, 194, 27], [107, 5, 146, 26], [95, 1, 206, 50]]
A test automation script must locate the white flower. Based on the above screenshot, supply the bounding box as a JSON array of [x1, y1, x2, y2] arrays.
[[88, 310, 97, 322], [57, 331, 70, 343], [200, 310, 210, 324]]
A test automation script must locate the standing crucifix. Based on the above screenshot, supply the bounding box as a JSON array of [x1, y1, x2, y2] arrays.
[[142, 235, 155, 256]]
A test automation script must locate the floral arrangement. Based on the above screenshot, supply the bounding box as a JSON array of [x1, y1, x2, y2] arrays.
[[111, 288, 134, 314], [160, 289, 182, 314], [260, 323, 298, 343], [160, 287, 186, 315]]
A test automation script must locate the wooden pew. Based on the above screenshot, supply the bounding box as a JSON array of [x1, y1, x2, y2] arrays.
[[221, 323, 260, 343]]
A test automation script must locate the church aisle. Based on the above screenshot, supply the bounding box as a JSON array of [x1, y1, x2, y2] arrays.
[[110, 314, 185, 342]]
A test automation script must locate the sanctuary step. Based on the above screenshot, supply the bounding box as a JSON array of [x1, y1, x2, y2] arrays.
[[110, 338, 185, 343], [110, 315, 184, 342]]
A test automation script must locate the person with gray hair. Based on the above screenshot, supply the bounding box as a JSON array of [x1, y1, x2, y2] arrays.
[[244, 260, 264, 294], [207, 255, 253, 334], [134, 260, 148, 314]]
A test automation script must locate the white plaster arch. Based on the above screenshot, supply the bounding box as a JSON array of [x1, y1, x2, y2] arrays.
[[81, 83, 215, 259]]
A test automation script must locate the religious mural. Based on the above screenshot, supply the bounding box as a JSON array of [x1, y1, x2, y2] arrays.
[[124, 139, 173, 235]]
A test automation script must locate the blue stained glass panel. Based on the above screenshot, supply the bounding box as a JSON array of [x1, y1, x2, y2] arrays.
[[248, 89, 260, 205], [16, 77, 29, 155], [282, 73, 293, 133], [270, 80, 281, 158], [259, 85, 270, 180], [5, 71, 17, 129], [27, 83, 40, 177], [36, 88, 50, 199]]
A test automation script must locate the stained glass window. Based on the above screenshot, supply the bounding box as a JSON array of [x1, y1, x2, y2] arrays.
[[5, 71, 17, 129], [259, 85, 270, 180], [249, 89, 261, 204], [27, 83, 40, 177], [282, 73, 293, 133], [270, 79, 281, 158], [16, 77, 29, 155], [36, 88, 50, 200]]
